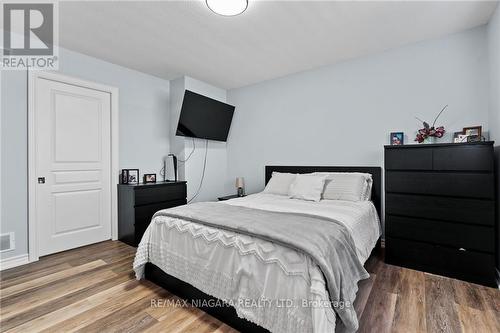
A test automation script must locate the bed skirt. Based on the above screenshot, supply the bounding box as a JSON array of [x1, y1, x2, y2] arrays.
[[145, 262, 269, 333]]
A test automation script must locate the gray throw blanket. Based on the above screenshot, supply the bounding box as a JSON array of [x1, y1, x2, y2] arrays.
[[153, 202, 368, 333]]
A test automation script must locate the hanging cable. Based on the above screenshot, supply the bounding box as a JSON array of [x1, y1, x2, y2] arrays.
[[160, 163, 165, 180], [188, 139, 208, 203], [178, 137, 196, 163], [160, 137, 196, 181]]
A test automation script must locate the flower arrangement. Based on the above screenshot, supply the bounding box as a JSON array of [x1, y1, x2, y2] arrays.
[[414, 105, 447, 143]]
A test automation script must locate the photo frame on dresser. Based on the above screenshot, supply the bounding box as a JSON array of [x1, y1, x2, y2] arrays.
[[463, 126, 482, 137], [143, 173, 157, 183], [453, 131, 466, 143], [390, 132, 404, 145], [121, 169, 139, 184], [462, 126, 483, 142]]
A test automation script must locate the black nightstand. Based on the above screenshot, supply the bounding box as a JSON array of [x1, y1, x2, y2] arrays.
[[118, 181, 187, 246], [218, 194, 245, 201]]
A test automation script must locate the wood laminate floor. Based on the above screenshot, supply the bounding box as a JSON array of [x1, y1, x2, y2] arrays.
[[0, 241, 498, 333]]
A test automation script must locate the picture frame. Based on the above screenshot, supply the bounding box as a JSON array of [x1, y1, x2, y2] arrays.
[[455, 134, 469, 143], [453, 131, 467, 143], [390, 132, 404, 145], [462, 126, 482, 138], [127, 169, 139, 184], [143, 173, 157, 184], [121, 169, 139, 184], [467, 135, 481, 143], [121, 169, 129, 184]]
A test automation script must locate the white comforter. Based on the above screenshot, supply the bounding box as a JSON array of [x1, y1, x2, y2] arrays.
[[133, 193, 380, 333]]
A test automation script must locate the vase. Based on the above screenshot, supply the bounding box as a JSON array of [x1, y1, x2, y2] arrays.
[[423, 136, 437, 144]]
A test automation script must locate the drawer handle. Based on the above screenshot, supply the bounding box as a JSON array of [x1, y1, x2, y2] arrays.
[[459, 247, 466, 251]]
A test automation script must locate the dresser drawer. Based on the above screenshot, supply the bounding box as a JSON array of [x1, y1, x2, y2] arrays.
[[385, 147, 433, 170], [385, 194, 494, 226], [118, 181, 187, 247], [386, 237, 496, 286], [433, 145, 493, 171], [385, 172, 494, 199], [135, 184, 187, 206], [385, 215, 494, 252], [135, 199, 187, 228]]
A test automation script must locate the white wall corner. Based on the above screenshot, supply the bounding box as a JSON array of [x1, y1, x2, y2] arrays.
[[185, 76, 227, 101], [169, 76, 230, 202], [488, 4, 500, 142], [169, 76, 187, 180]]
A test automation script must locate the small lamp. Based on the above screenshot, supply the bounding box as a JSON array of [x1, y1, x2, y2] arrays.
[[235, 177, 245, 197]]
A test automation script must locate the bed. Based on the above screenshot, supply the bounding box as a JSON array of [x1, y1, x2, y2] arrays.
[[133, 166, 382, 333]]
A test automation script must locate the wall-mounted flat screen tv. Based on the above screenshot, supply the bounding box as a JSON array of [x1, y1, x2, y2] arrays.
[[176, 90, 235, 142]]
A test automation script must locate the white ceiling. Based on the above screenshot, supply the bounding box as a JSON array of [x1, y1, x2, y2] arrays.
[[59, 1, 498, 89]]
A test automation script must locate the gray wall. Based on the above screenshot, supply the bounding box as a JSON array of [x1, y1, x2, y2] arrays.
[[487, 4, 500, 270], [1, 71, 29, 260], [226, 26, 490, 201], [489, 4, 500, 142], [0, 47, 170, 260]]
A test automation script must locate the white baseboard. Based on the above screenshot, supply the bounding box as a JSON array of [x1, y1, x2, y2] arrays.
[[0, 254, 30, 271]]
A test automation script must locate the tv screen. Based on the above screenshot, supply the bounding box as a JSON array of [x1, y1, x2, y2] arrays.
[[176, 90, 235, 142]]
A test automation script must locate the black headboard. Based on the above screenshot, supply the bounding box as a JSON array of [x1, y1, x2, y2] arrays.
[[265, 165, 382, 218]]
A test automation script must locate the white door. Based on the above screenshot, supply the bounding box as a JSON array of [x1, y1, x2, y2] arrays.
[[35, 76, 112, 256]]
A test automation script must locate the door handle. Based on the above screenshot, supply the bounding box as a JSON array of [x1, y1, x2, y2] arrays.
[[38, 177, 45, 184]]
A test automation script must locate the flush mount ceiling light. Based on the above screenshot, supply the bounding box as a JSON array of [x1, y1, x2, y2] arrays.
[[206, 0, 248, 16]]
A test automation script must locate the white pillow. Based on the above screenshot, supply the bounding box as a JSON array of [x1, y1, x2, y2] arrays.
[[362, 176, 373, 201], [289, 174, 328, 202], [315, 172, 372, 202], [264, 172, 296, 196]]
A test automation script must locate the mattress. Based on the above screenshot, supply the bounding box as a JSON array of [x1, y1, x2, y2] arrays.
[[133, 193, 381, 333]]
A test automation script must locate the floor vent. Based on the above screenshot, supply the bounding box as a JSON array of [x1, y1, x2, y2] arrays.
[[0, 233, 14, 252]]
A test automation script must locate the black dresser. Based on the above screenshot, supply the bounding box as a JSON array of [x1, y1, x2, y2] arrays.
[[118, 181, 187, 247], [384, 141, 498, 287]]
